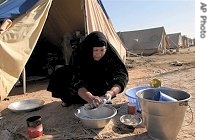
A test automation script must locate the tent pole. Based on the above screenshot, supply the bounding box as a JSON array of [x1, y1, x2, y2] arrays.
[[81, 0, 88, 36], [22, 67, 26, 93]]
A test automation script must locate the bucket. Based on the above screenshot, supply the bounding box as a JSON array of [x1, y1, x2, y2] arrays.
[[136, 87, 191, 140], [125, 86, 150, 112]]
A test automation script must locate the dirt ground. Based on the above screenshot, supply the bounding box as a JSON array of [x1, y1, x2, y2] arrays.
[[0, 46, 195, 140]]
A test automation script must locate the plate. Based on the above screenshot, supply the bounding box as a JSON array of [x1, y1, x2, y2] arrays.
[[8, 99, 45, 112], [120, 114, 142, 127]]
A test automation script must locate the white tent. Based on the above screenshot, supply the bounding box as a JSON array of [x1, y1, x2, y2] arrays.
[[0, 0, 126, 100]]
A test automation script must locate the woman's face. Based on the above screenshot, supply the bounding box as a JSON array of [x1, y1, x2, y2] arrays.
[[93, 46, 107, 61]]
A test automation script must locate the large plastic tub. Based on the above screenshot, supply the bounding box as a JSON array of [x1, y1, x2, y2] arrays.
[[125, 86, 150, 112]]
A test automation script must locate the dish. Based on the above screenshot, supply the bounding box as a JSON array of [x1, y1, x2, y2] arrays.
[[120, 114, 142, 127], [8, 99, 45, 112]]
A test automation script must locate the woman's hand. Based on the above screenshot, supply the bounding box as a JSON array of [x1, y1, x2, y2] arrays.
[[91, 96, 103, 107], [107, 84, 121, 98], [78, 87, 96, 103], [84, 95, 104, 109], [105, 92, 112, 102]]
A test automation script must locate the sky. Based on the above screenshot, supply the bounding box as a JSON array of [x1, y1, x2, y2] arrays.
[[101, 0, 195, 38]]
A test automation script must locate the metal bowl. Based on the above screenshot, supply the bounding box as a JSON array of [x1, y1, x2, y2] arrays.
[[7, 99, 45, 112], [120, 114, 142, 127], [74, 105, 117, 129]]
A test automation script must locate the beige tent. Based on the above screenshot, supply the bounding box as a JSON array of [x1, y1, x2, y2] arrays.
[[118, 26, 170, 56], [167, 33, 183, 51], [0, 0, 126, 101], [181, 35, 190, 48]]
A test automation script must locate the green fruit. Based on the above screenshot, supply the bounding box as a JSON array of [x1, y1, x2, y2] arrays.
[[150, 78, 161, 88]]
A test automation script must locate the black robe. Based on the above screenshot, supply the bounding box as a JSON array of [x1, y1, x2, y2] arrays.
[[47, 31, 128, 104]]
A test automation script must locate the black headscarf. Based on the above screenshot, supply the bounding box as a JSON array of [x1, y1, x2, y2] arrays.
[[81, 31, 107, 48], [79, 31, 123, 64], [75, 31, 128, 96]]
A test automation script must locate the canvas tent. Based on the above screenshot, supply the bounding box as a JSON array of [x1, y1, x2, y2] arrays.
[[167, 33, 183, 51], [0, 0, 126, 101], [188, 38, 195, 46], [181, 35, 190, 48], [118, 26, 170, 56]]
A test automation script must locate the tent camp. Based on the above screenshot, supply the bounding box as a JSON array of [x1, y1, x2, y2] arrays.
[[167, 32, 183, 51], [0, 0, 126, 101], [118, 26, 170, 56]]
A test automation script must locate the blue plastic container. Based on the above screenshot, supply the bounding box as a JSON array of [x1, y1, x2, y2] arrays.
[[125, 86, 150, 112]]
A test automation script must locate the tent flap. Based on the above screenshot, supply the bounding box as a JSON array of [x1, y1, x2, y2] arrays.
[[0, 0, 52, 100]]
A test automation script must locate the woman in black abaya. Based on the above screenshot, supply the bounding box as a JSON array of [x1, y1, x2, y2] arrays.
[[47, 31, 128, 107]]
